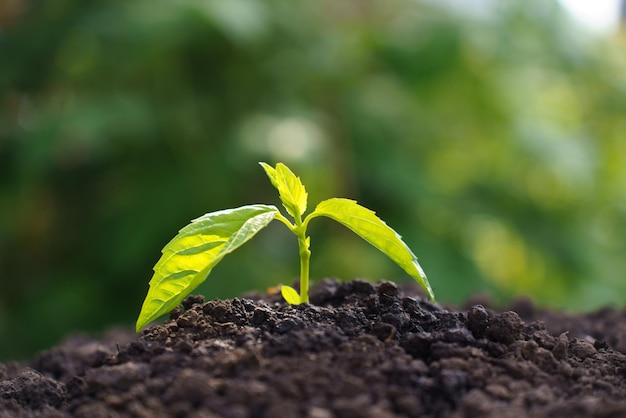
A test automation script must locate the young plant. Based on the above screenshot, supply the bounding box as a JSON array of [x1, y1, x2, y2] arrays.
[[136, 162, 434, 331]]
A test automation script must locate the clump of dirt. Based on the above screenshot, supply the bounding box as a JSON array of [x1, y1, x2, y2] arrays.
[[1, 279, 626, 418]]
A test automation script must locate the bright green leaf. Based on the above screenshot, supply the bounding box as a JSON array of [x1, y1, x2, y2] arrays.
[[260, 162, 307, 219], [280, 285, 301, 305], [136, 204, 279, 331], [309, 198, 435, 301]]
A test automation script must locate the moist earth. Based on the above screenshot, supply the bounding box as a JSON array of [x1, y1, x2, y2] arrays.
[[1, 279, 625, 418]]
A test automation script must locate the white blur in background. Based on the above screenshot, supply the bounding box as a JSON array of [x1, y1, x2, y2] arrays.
[[558, 0, 623, 34]]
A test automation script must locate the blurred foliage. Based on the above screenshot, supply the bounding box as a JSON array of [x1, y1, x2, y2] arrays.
[[1, 0, 626, 360]]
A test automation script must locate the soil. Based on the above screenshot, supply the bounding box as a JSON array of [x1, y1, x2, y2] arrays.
[[1, 279, 626, 418]]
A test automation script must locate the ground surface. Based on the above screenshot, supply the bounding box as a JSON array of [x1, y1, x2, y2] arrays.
[[1, 279, 626, 418]]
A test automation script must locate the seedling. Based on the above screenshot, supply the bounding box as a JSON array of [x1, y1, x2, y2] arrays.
[[136, 162, 434, 331]]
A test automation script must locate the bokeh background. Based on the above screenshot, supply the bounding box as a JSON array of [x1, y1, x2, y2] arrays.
[[2, 0, 626, 361]]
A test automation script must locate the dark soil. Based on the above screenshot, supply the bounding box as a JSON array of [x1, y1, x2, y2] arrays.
[[2, 279, 626, 418]]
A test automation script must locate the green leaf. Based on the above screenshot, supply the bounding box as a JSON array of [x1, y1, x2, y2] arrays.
[[260, 162, 307, 219], [309, 198, 435, 301], [280, 285, 301, 305], [136, 204, 279, 331]]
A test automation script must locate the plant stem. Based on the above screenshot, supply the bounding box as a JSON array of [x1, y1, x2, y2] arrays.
[[297, 233, 311, 303], [293, 209, 311, 303], [276, 211, 311, 303]]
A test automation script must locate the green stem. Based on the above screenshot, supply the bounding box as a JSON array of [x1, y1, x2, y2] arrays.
[[297, 232, 311, 303], [275, 213, 296, 231], [293, 210, 311, 304], [275, 211, 311, 304]]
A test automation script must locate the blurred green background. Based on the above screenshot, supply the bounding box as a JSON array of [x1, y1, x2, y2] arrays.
[[2, 0, 626, 361]]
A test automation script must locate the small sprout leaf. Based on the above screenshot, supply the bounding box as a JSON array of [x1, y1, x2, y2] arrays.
[[136, 204, 279, 331], [280, 285, 301, 305], [260, 162, 307, 219], [310, 198, 435, 301]]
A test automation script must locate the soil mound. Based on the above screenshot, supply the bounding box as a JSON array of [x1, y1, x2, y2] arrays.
[[1, 279, 625, 417]]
